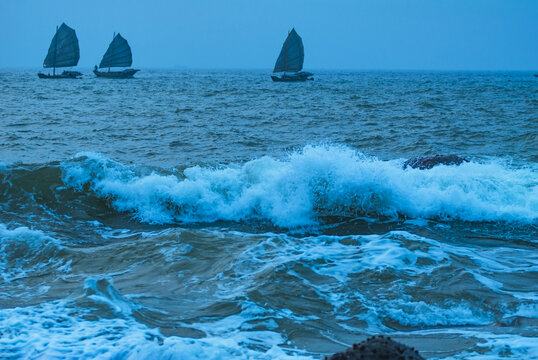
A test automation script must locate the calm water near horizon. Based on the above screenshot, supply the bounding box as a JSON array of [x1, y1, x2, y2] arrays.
[[0, 70, 537, 359]]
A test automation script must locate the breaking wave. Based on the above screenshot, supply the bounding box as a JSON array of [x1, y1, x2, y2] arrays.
[[59, 145, 537, 227], [1, 145, 536, 229], [0, 224, 67, 284]]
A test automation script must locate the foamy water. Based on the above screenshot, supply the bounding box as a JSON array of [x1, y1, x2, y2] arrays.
[[61, 146, 537, 227], [0, 70, 537, 359]]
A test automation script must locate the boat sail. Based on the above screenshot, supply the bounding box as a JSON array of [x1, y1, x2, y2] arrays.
[[94, 33, 139, 78], [38, 23, 82, 79], [271, 28, 313, 82]]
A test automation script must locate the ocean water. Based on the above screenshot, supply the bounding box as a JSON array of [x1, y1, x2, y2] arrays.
[[0, 69, 537, 359]]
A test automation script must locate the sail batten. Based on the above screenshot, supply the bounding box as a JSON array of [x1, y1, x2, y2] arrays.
[[99, 34, 133, 69], [43, 23, 80, 68], [273, 28, 304, 73]]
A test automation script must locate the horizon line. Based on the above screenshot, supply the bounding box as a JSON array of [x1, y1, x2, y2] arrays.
[[1, 66, 537, 73]]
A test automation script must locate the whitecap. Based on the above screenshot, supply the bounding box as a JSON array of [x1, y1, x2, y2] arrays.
[[61, 145, 538, 228]]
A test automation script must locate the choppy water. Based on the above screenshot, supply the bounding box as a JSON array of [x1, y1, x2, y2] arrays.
[[0, 70, 537, 359]]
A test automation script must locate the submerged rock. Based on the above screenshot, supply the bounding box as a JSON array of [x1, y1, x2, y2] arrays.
[[325, 335, 425, 360], [403, 154, 468, 170]]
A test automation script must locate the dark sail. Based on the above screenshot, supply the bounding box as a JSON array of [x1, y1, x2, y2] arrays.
[[99, 34, 133, 69], [273, 28, 304, 73], [43, 23, 80, 68]]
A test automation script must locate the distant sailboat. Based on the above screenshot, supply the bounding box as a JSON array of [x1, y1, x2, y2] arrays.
[[271, 28, 313, 82], [38, 23, 82, 79], [94, 33, 139, 78]]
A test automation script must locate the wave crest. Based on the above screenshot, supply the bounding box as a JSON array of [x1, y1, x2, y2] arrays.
[[56, 145, 538, 227]]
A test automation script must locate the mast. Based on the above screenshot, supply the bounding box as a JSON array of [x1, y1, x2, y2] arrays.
[[109, 32, 114, 73], [283, 30, 290, 75], [53, 25, 58, 76]]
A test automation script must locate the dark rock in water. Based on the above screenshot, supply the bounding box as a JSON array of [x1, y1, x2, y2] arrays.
[[325, 335, 425, 360], [403, 154, 468, 170]]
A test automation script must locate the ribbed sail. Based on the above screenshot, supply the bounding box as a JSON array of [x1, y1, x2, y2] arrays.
[[43, 23, 80, 68], [99, 34, 133, 69], [273, 28, 304, 73]]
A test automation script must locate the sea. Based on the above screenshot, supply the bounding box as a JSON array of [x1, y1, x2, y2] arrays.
[[0, 69, 537, 359]]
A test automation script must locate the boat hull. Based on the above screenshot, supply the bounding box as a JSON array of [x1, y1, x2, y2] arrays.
[[94, 69, 140, 78], [38, 71, 82, 79], [271, 72, 314, 82]]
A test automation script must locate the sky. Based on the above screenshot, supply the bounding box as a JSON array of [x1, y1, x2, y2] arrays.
[[1, 0, 537, 71]]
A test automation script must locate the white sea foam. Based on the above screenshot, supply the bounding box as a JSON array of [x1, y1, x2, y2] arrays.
[[217, 228, 537, 285], [1, 226, 535, 358], [429, 330, 538, 360], [61, 145, 538, 228], [203, 230, 502, 329], [362, 298, 493, 327], [226, 232, 449, 284], [512, 303, 538, 318], [0, 300, 315, 360]]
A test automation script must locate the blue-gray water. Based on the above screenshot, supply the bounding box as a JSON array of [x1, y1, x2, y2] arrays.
[[0, 70, 537, 359]]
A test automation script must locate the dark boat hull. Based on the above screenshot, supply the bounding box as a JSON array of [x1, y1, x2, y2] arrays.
[[271, 72, 314, 82], [38, 71, 82, 79], [93, 69, 140, 78]]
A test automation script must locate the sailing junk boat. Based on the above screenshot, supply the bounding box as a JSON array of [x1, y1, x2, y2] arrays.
[[271, 28, 313, 82], [94, 33, 139, 78], [38, 23, 82, 79]]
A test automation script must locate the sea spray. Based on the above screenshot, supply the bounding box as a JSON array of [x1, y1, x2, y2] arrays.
[[61, 145, 538, 227]]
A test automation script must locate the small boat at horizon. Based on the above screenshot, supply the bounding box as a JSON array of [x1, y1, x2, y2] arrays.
[[94, 33, 139, 78], [271, 28, 313, 82], [38, 23, 82, 79]]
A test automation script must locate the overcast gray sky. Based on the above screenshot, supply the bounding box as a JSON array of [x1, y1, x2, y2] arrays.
[[1, 0, 537, 70]]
